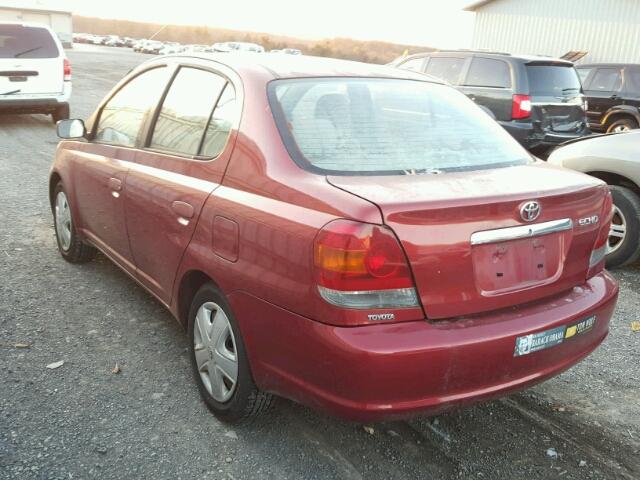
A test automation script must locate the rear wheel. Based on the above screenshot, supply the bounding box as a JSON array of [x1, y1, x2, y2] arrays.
[[53, 182, 96, 263], [52, 104, 70, 124], [188, 283, 274, 423], [606, 117, 638, 134], [606, 185, 640, 268]]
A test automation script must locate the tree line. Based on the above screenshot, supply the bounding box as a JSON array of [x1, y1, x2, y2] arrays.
[[73, 16, 434, 64]]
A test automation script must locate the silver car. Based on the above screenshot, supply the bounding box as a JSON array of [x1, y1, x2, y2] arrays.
[[548, 131, 640, 267]]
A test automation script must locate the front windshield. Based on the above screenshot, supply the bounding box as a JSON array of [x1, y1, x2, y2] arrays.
[[268, 78, 530, 175]]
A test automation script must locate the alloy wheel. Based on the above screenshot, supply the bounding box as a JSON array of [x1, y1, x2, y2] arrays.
[[608, 204, 627, 254], [612, 124, 631, 133]]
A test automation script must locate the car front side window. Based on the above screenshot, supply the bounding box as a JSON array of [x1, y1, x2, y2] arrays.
[[95, 67, 170, 147]]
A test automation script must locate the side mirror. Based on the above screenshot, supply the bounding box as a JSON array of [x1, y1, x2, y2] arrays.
[[57, 119, 86, 139]]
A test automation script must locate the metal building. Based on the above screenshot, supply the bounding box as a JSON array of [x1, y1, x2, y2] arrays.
[[466, 0, 640, 64], [0, 1, 73, 47]]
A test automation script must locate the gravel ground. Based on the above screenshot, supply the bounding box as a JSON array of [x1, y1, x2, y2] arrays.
[[0, 45, 638, 480]]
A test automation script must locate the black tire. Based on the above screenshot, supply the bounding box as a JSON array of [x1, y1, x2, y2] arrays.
[[52, 182, 97, 263], [188, 283, 274, 423], [606, 117, 638, 134], [606, 185, 640, 268], [52, 104, 70, 124]]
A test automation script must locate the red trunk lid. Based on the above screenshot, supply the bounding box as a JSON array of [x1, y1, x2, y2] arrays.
[[328, 163, 608, 319]]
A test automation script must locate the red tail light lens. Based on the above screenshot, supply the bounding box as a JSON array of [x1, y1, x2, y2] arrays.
[[587, 190, 613, 278], [63, 58, 72, 81], [512, 94, 532, 119], [314, 220, 418, 309]]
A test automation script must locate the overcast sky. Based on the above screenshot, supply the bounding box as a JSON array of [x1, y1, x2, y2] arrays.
[[50, 0, 476, 48]]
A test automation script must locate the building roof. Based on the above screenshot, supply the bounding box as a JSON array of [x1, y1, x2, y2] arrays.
[[464, 0, 499, 11]]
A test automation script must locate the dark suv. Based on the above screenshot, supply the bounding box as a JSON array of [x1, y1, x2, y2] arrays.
[[394, 51, 590, 150], [576, 64, 640, 133]]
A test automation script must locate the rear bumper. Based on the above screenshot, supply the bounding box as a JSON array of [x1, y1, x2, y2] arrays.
[[0, 82, 71, 114], [230, 271, 618, 422], [501, 121, 591, 149]]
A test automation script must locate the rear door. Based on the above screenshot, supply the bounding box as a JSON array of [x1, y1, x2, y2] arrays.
[[0, 24, 62, 95], [526, 62, 587, 134], [582, 66, 622, 127], [125, 64, 239, 303], [459, 56, 513, 121]]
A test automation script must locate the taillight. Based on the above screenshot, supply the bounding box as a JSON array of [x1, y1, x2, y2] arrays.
[[63, 58, 72, 81], [587, 190, 613, 277], [512, 94, 532, 120], [314, 220, 419, 310]]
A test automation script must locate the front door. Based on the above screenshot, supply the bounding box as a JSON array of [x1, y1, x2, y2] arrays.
[[125, 66, 239, 302], [74, 66, 172, 270]]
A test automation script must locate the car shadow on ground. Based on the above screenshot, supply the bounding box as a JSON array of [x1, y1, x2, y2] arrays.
[[73, 250, 639, 480]]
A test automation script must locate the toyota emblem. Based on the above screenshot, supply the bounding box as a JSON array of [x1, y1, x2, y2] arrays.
[[520, 201, 541, 222]]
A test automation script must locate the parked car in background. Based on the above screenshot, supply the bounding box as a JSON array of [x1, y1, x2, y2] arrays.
[[0, 22, 71, 123], [140, 41, 164, 55], [184, 44, 209, 54], [548, 131, 640, 267], [394, 51, 590, 152], [213, 41, 265, 53], [576, 63, 640, 133], [159, 43, 185, 55], [50, 53, 617, 423], [104, 35, 125, 48], [282, 48, 302, 55]]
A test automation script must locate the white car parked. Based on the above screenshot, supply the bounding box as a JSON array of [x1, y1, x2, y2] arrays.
[[0, 22, 71, 123]]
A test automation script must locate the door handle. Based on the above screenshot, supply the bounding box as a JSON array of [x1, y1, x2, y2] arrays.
[[108, 177, 122, 198], [171, 201, 194, 226]]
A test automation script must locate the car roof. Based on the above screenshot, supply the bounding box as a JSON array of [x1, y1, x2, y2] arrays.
[[155, 52, 445, 83]]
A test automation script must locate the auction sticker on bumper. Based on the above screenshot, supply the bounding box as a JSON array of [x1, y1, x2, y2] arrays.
[[514, 315, 596, 357]]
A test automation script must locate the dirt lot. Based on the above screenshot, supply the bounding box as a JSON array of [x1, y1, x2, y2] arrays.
[[0, 45, 638, 480]]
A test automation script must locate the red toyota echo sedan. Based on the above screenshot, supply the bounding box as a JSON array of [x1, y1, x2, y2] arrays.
[[50, 54, 618, 423]]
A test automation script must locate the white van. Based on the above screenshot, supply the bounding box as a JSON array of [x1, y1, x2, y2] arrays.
[[0, 22, 71, 123]]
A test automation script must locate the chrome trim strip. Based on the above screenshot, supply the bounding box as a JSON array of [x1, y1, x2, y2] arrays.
[[470, 218, 573, 246]]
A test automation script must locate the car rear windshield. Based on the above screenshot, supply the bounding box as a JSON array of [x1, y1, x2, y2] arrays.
[[268, 78, 530, 175], [526, 64, 582, 96], [0, 25, 59, 59]]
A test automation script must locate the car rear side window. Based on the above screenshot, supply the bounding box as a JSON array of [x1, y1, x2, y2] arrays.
[[149, 67, 226, 156], [0, 25, 59, 59], [398, 57, 425, 72], [587, 68, 622, 92], [626, 68, 640, 93], [464, 58, 511, 88], [95, 67, 170, 147], [526, 65, 582, 96], [425, 57, 465, 84], [269, 78, 530, 175], [200, 83, 237, 158]]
